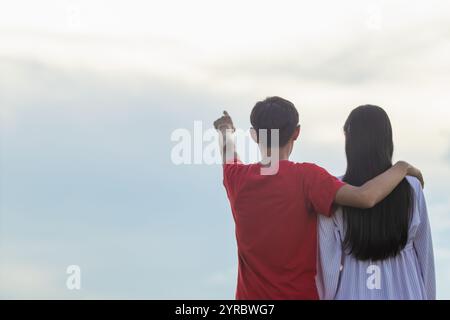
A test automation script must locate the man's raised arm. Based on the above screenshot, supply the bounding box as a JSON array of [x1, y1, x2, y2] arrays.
[[213, 111, 240, 164]]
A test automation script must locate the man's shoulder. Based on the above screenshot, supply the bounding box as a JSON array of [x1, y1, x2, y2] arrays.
[[293, 162, 326, 173], [223, 161, 258, 179], [293, 162, 342, 187], [223, 160, 256, 169]]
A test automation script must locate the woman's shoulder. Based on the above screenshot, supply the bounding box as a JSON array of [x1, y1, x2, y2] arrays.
[[405, 176, 424, 198], [406, 175, 421, 187], [405, 176, 427, 237]]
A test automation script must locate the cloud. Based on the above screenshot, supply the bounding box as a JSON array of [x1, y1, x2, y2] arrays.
[[0, 260, 63, 299], [0, 57, 241, 299], [207, 18, 450, 86], [435, 248, 450, 260], [434, 247, 450, 299], [446, 141, 450, 164], [2, 2, 450, 93], [429, 201, 450, 232], [205, 267, 237, 287]]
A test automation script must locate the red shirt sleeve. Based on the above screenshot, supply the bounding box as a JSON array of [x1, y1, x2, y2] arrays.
[[302, 163, 346, 217], [223, 159, 244, 201]]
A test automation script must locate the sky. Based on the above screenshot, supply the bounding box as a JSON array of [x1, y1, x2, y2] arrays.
[[0, 0, 450, 299]]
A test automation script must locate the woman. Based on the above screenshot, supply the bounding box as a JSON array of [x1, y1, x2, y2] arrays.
[[316, 105, 435, 300]]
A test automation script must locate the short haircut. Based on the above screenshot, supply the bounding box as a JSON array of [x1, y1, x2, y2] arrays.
[[250, 96, 299, 147]]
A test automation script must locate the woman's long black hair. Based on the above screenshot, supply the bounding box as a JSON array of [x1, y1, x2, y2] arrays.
[[342, 105, 413, 261]]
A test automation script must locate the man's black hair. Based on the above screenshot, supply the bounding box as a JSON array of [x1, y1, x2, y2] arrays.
[[250, 96, 299, 148]]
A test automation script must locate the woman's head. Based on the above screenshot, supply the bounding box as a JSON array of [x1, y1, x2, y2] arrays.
[[344, 105, 394, 182], [342, 105, 413, 261]]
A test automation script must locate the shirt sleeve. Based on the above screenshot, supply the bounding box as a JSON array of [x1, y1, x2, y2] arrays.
[[223, 159, 244, 201], [303, 163, 346, 217], [316, 213, 343, 300], [412, 180, 436, 300]]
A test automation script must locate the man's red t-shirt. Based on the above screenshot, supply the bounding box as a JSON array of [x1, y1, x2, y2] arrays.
[[223, 160, 345, 300]]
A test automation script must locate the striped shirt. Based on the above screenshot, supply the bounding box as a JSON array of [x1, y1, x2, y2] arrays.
[[316, 176, 436, 300]]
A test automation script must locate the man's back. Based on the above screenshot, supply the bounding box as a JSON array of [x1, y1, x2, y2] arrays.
[[223, 160, 344, 300]]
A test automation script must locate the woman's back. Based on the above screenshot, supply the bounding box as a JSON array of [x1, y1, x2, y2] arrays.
[[316, 176, 436, 300]]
